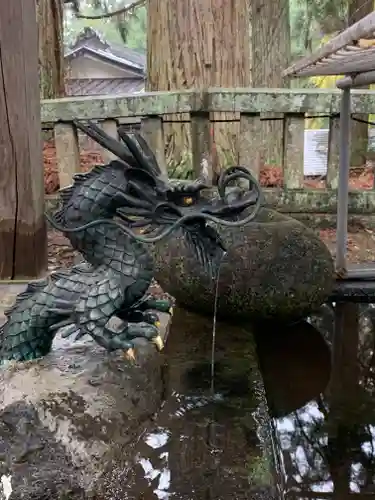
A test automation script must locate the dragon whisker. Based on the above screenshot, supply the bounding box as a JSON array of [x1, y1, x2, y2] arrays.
[[45, 195, 262, 244]]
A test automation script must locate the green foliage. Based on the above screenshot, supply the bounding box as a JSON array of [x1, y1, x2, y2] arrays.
[[64, 0, 146, 50], [289, 0, 347, 63], [168, 152, 194, 180]]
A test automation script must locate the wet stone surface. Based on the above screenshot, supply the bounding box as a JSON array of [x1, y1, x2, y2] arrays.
[[0, 401, 86, 500], [0, 296, 277, 499], [0, 284, 171, 500]]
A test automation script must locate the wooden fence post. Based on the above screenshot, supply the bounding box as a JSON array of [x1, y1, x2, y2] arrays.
[[54, 123, 81, 189], [327, 115, 340, 189], [239, 113, 263, 180], [190, 111, 213, 184], [101, 119, 119, 163], [0, 0, 47, 279], [141, 116, 168, 177], [283, 113, 305, 189]]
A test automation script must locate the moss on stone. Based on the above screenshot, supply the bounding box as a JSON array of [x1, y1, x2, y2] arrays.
[[152, 208, 334, 321]]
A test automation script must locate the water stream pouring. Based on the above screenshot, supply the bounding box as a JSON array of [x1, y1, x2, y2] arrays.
[[210, 252, 227, 395], [207, 252, 227, 452]]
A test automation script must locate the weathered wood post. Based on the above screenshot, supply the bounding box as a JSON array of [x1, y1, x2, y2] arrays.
[[0, 0, 47, 279]]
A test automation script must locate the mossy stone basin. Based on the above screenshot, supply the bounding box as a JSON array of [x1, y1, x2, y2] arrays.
[[152, 208, 334, 322]]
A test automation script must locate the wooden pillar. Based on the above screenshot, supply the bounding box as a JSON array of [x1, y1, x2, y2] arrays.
[[0, 0, 47, 279]]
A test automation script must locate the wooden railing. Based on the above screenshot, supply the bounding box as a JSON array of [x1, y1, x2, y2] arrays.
[[41, 88, 375, 224]]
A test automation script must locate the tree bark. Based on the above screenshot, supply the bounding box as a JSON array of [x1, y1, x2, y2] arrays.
[[147, 0, 251, 176], [348, 0, 372, 168], [0, 0, 47, 279], [250, 0, 291, 166], [37, 0, 65, 99]]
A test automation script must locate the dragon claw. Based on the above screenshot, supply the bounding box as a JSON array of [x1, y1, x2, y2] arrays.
[[152, 334, 164, 351], [124, 347, 136, 362]]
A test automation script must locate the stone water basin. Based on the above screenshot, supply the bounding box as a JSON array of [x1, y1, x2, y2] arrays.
[[0, 286, 278, 499], [5, 283, 375, 500]]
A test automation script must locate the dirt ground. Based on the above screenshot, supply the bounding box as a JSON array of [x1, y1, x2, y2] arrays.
[[44, 144, 375, 268]]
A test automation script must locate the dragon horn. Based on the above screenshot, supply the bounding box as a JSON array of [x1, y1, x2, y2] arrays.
[[73, 120, 139, 167], [118, 128, 163, 179]]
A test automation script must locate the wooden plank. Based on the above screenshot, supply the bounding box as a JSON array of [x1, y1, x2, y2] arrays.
[[101, 119, 119, 162], [141, 116, 168, 177], [338, 262, 375, 280], [283, 114, 305, 189], [332, 279, 375, 303], [0, 0, 47, 279], [190, 111, 213, 184], [54, 123, 81, 189], [282, 11, 375, 77], [238, 113, 262, 180], [326, 115, 340, 189]]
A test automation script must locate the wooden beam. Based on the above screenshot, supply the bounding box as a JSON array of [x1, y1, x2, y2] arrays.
[[337, 70, 375, 88], [0, 0, 47, 278], [283, 11, 375, 77], [41, 89, 375, 120]]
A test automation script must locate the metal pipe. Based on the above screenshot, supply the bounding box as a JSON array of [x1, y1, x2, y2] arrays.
[[335, 87, 351, 275]]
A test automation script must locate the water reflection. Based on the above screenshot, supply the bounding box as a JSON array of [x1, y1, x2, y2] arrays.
[[255, 309, 375, 499], [113, 308, 278, 500], [0, 475, 12, 500]]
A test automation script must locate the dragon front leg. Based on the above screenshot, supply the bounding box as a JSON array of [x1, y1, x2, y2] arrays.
[[60, 309, 161, 342], [48, 280, 166, 361], [57, 317, 164, 362], [90, 320, 164, 362], [125, 295, 174, 316]]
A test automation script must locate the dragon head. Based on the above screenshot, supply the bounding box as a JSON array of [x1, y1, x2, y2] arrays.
[[72, 121, 263, 275]]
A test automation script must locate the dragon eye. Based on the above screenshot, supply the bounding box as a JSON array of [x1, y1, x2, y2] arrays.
[[182, 196, 194, 206]]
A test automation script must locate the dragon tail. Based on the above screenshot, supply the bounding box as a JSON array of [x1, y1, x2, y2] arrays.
[[0, 277, 58, 362]]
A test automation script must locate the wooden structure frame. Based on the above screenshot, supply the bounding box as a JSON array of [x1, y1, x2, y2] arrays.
[[283, 15, 375, 499], [283, 11, 375, 279], [0, 0, 47, 280]]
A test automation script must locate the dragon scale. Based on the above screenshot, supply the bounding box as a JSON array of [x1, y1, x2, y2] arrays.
[[0, 122, 262, 364]]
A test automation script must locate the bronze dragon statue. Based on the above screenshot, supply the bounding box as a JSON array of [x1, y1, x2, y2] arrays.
[[0, 121, 262, 364]]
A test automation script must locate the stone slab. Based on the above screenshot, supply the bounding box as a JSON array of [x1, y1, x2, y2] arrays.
[[0, 283, 172, 499]]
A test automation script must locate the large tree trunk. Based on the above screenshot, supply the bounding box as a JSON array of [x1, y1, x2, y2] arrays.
[[147, 0, 251, 178], [0, 0, 47, 278], [250, 0, 291, 166], [37, 0, 65, 99], [348, 0, 372, 168]]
